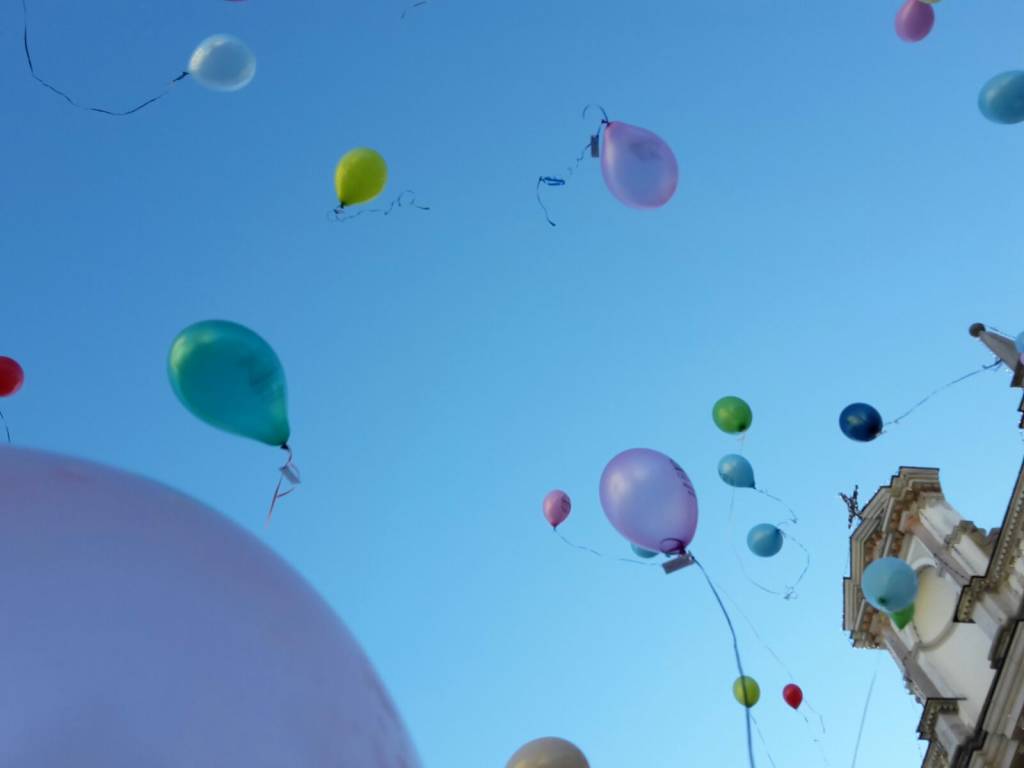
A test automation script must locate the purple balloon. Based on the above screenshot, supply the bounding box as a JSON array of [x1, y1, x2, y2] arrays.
[[0, 446, 421, 767], [543, 489, 571, 529], [600, 122, 678, 209], [895, 0, 934, 43], [599, 448, 698, 554]]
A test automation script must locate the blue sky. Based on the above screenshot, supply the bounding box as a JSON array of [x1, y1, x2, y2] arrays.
[[3, 0, 1024, 765]]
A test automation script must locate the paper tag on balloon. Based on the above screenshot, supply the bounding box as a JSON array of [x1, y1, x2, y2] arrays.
[[590, 135, 600, 158], [662, 552, 695, 574], [281, 464, 301, 485]]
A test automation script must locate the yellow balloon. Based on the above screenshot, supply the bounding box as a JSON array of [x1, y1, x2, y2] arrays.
[[334, 148, 388, 207], [733, 676, 760, 708], [507, 737, 589, 768]]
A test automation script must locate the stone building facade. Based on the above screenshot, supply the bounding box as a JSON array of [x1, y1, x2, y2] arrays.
[[843, 325, 1024, 767]]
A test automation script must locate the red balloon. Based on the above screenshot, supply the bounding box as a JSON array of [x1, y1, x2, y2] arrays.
[[783, 683, 803, 710], [0, 357, 23, 397]]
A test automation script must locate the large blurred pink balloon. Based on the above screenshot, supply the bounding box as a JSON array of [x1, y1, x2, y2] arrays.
[[600, 121, 678, 209], [599, 448, 698, 554], [895, 0, 934, 42], [543, 489, 571, 528], [0, 446, 420, 768]]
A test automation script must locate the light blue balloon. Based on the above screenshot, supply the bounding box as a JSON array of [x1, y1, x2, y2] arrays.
[[169, 320, 290, 447], [862, 557, 918, 613], [746, 524, 783, 557], [631, 543, 658, 559], [718, 454, 755, 489], [978, 71, 1024, 125]]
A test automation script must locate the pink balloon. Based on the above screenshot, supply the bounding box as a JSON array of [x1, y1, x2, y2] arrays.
[[599, 448, 698, 554], [600, 121, 678, 209], [543, 489, 571, 528], [895, 0, 934, 43], [0, 446, 420, 767]]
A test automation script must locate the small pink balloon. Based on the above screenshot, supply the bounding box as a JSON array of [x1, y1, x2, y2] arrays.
[[543, 490, 571, 529], [600, 122, 678, 209], [895, 0, 934, 43]]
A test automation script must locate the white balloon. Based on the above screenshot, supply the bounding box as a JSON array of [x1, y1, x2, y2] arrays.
[[188, 34, 256, 92], [0, 446, 420, 768], [507, 737, 590, 768]]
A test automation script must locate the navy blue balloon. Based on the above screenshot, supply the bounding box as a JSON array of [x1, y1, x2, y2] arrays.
[[979, 71, 1024, 125], [839, 403, 883, 442], [718, 454, 755, 489], [631, 543, 659, 559], [747, 524, 783, 558], [862, 557, 918, 613]]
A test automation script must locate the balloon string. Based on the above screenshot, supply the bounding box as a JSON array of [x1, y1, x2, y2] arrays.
[[718, 585, 794, 678], [553, 529, 659, 567], [727, 489, 792, 599], [581, 103, 610, 124], [799, 710, 832, 766], [400, 0, 428, 18], [884, 359, 1003, 428], [266, 444, 300, 524], [717, 585, 830, 764], [536, 176, 568, 227], [850, 656, 881, 768], [776, 523, 812, 599], [754, 488, 798, 524], [331, 190, 429, 223], [692, 555, 756, 768], [535, 108, 608, 226], [751, 714, 778, 768], [0, 409, 10, 443], [21, 0, 188, 116], [802, 701, 827, 736]]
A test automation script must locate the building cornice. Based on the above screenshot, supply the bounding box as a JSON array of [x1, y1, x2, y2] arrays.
[[844, 467, 943, 647], [922, 741, 949, 768], [956, 458, 1024, 623], [919, 698, 961, 742]]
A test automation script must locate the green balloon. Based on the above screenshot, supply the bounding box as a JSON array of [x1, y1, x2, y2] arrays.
[[733, 675, 760, 708], [169, 320, 290, 447], [713, 396, 752, 434], [890, 603, 915, 630]]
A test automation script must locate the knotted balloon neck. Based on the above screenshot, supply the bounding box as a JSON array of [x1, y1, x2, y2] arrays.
[[659, 537, 687, 555], [266, 443, 300, 523]]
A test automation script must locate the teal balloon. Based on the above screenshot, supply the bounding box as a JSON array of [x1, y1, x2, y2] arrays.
[[862, 557, 918, 613], [747, 523, 783, 557], [718, 454, 755, 489], [631, 543, 658, 559], [169, 320, 290, 446], [978, 71, 1024, 125]]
